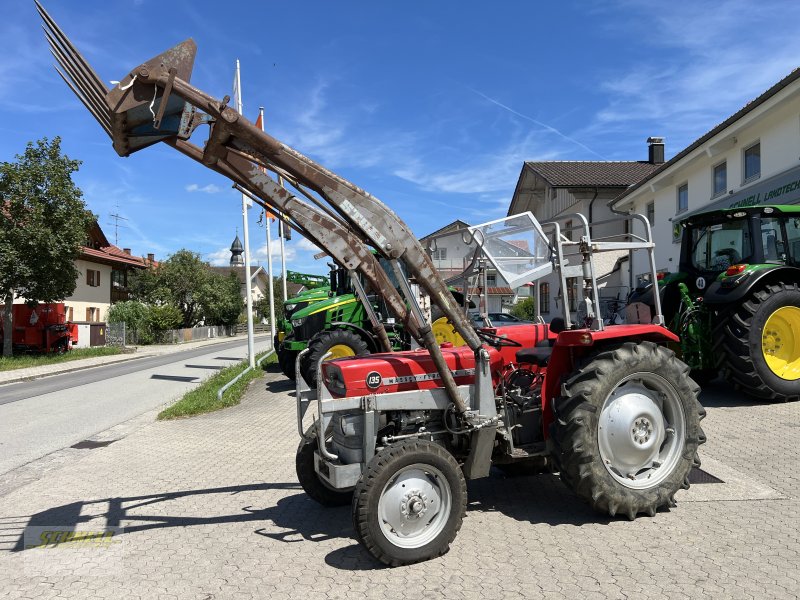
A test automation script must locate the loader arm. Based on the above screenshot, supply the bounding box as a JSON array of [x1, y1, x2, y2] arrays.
[[37, 1, 482, 413]]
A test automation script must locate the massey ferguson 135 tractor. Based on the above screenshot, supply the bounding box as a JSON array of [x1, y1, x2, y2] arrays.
[[40, 2, 705, 566]]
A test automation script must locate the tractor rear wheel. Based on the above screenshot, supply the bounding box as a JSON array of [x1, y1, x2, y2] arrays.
[[720, 283, 800, 401], [295, 425, 353, 507], [554, 342, 705, 520], [352, 439, 466, 566], [301, 329, 370, 387]]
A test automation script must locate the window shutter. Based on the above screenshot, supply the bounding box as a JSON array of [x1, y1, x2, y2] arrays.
[[86, 308, 91, 321], [86, 271, 92, 286], [96, 270, 100, 286]]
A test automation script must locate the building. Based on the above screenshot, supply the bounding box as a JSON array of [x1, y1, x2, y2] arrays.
[[507, 150, 662, 320], [420, 220, 517, 313], [611, 69, 800, 284], [64, 222, 153, 324]]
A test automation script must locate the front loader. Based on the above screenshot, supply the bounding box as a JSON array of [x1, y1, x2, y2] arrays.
[[40, 2, 705, 567]]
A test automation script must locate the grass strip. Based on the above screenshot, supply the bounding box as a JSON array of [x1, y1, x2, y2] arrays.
[[0, 346, 123, 372], [158, 351, 276, 420]]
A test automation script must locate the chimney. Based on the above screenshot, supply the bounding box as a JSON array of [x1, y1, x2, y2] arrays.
[[147, 253, 155, 263], [647, 137, 665, 164], [123, 248, 131, 255]]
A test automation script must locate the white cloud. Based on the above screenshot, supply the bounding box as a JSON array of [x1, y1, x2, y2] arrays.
[[185, 183, 222, 194]]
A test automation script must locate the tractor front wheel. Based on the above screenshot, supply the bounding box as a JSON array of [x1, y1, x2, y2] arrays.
[[301, 329, 370, 387], [295, 425, 353, 507], [721, 283, 800, 401], [554, 342, 705, 520], [352, 439, 466, 567]]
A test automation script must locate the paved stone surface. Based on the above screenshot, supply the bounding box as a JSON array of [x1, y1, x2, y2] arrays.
[[0, 370, 797, 599]]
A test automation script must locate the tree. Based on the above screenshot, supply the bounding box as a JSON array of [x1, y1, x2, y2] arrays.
[[0, 137, 95, 357], [255, 276, 285, 325], [129, 250, 243, 328], [198, 271, 243, 327], [510, 297, 537, 321], [130, 250, 208, 328]]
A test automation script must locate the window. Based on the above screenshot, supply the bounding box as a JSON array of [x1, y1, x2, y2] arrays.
[[86, 269, 101, 287], [430, 248, 447, 260], [566, 277, 578, 312], [690, 219, 753, 271], [761, 217, 787, 263], [786, 216, 800, 266], [646, 202, 655, 228], [713, 161, 727, 197], [486, 274, 497, 286], [744, 142, 761, 183], [85, 307, 99, 322], [677, 183, 689, 214], [539, 282, 550, 313], [564, 219, 573, 242]]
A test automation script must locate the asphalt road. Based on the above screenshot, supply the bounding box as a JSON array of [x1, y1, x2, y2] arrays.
[[0, 337, 271, 476]]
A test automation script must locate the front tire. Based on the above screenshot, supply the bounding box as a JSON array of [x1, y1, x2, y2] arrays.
[[721, 283, 800, 401], [301, 329, 370, 387], [352, 439, 466, 567], [295, 425, 353, 507], [554, 342, 705, 520]]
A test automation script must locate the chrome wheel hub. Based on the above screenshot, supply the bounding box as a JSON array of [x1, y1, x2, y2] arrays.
[[598, 375, 685, 489]]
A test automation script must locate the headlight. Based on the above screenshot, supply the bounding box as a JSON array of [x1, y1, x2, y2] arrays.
[[285, 303, 297, 311], [291, 318, 305, 327]]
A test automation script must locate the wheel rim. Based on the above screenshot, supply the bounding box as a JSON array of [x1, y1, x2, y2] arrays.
[[597, 373, 686, 489], [326, 344, 356, 360], [762, 306, 800, 381], [432, 317, 465, 347], [377, 463, 452, 549]]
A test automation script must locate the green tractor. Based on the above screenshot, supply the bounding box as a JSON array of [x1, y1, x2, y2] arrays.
[[280, 261, 408, 385], [630, 204, 800, 401], [275, 271, 330, 379]]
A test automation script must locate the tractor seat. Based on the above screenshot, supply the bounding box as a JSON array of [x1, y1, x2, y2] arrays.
[[514, 317, 566, 368]]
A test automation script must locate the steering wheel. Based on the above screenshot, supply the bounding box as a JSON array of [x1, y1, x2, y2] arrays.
[[476, 329, 522, 347]]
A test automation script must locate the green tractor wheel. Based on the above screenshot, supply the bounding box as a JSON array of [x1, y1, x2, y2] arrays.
[[721, 282, 800, 401], [300, 329, 370, 388]]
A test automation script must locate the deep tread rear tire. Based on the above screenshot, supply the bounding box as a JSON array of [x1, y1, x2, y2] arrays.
[[720, 283, 800, 401], [295, 426, 353, 507], [301, 329, 370, 387], [352, 439, 466, 567], [554, 342, 705, 520]]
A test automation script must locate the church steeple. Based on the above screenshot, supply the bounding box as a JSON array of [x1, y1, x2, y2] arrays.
[[230, 232, 244, 267]]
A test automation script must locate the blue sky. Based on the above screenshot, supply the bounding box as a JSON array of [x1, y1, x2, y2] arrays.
[[3, 1, 800, 274]]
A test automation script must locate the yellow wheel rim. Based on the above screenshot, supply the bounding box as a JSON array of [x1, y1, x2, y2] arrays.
[[432, 317, 466, 347], [762, 306, 800, 380], [326, 344, 356, 360]]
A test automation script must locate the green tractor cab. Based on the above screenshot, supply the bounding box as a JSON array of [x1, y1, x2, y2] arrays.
[[631, 205, 800, 399]]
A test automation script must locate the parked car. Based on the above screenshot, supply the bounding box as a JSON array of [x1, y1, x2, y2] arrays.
[[471, 312, 532, 327]]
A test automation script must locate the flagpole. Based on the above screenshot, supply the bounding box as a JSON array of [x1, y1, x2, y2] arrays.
[[260, 106, 277, 347], [235, 59, 256, 368], [278, 196, 288, 302]]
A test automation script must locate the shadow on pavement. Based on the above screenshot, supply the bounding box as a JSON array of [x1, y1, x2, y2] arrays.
[[266, 378, 295, 394], [698, 379, 785, 408]]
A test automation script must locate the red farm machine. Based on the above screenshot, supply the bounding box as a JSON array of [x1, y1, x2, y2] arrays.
[[0, 302, 74, 354], [40, 1, 706, 566]]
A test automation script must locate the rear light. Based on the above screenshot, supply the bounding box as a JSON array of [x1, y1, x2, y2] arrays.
[[725, 264, 747, 276], [579, 333, 592, 345], [656, 272, 666, 281], [322, 364, 347, 397]]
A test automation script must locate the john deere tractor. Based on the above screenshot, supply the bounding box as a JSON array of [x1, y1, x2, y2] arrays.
[[631, 204, 800, 400]]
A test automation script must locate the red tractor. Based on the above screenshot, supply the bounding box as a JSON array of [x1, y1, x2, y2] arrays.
[[298, 212, 706, 566], [0, 303, 74, 354]]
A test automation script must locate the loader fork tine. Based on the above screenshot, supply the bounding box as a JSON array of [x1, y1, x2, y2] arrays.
[[37, 1, 111, 135]]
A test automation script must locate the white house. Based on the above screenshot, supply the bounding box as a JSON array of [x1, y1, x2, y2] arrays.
[[611, 68, 800, 283]]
